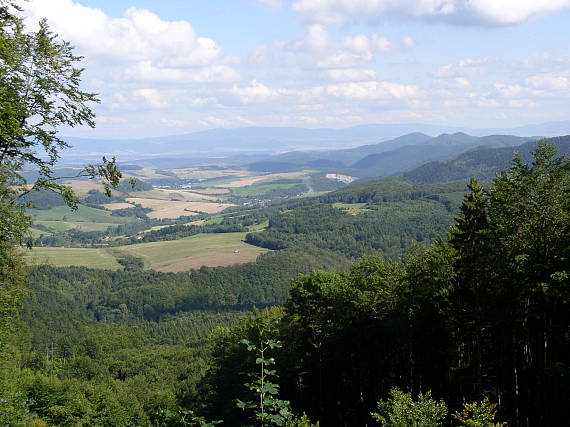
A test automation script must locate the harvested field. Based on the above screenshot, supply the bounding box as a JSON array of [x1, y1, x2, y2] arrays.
[[166, 168, 246, 180], [126, 198, 234, 219], [133, 189, 217, 202], [26, 233, 268, 272], [124, 168, 171, 179], [102, 202, 133, 210], [221, 172, 306, 188], [63, 180, 104, 196], [114, 232, 269, 272]]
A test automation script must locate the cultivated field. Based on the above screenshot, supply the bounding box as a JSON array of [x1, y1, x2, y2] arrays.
[[25, 232, 268, 272], [101, 202, 133, 210], [25, 247, 122, 270], [32, 205, 133, 225], [126, 198, 234, 219], [115, 232, 268, 272], [133, 188, 218, 202], [221, 172, 306, 188], [61, 179, 104, 196], [166, 168, 246, 180]]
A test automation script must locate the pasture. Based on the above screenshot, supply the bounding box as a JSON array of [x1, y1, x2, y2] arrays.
[[25, 232, 268, 272]]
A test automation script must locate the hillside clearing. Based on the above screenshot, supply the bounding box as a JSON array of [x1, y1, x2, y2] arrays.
[[25, 233, 268, 272], [125, 198, 234, 219]]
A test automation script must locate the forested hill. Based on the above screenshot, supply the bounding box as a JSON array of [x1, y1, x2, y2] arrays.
[[350, 133, 533, 176], [404, 135, 570, 184], [245, 178, 465, 259]]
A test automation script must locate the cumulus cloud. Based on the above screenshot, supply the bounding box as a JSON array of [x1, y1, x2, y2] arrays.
[[132, 89, 169, 109], [280, 25, 392, 69], [434, 58, 493, 78], [292, 0, 570, 26], [323, 68, 377, 81], [120, 62, 241, 84], [24, 0, 223, 66], [227, 79, 423, 106], [525, 74, 570, 90]]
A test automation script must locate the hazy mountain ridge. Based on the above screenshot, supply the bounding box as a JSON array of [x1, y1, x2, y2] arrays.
[[246, 133, 537, 178], [403, 135, 570, 184], [61, 120, 570, 163]]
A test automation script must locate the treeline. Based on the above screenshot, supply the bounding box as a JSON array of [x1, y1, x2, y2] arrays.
[[24, 248, 349, 326]]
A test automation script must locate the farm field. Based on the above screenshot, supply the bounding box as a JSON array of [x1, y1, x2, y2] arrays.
[[133, 188, 219, 202], [220, 172, 306, 188], [231, 182, 299, 196], [24, 247, 122, 270], [25, 232, 268, 272], [125, 198, 234, 219], [113, 232, 267, 272], [31, 205, 133, 224]]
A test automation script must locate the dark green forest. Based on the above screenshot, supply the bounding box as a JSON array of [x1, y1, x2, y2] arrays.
[[1, 143, 568, 426]]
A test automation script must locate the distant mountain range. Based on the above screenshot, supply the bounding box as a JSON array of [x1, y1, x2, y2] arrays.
[[60, 120, 570, 163], [245, 133, 538, 178]]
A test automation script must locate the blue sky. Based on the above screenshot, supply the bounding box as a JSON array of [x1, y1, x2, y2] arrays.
[[22, 0, 570, 138]]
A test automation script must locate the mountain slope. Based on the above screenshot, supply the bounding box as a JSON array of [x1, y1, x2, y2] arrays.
[[403, 135, 570, 184], [351, 133, 533, 177]]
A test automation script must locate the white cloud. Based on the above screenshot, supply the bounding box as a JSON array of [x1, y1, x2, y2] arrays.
[[201, 116, 227, 127], [323, 68, 377, 81], [525, 75, 570, 90], [434, 58, 493, 78], [228, 80, 282, 104], [160, 118, 190, 127], [24, 1, 223, 66], [401, 35, 416, 48], [281, 25, 392, 69], [493, 83, 544, 99], [132, 89, 169, 109], [292, 0, 570, 26], [121, 62, 241, 84], [508, 99, 537, 108], [312, 80, 423, 101]]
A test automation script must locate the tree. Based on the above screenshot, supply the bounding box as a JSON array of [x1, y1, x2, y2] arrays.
[[0, 0, 122, 217], [1, 2, 123, 421], [371, 387, 447, 427]]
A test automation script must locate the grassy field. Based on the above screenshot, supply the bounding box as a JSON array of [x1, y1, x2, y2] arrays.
[[31, 205, 133, 224], [232, 183, 299, 196], [113, 232, 267, 272], [35, 220, 119, 233], [125, 198, 233, 219], [25, 232, 268, 272], [24, 247, 122, 270]]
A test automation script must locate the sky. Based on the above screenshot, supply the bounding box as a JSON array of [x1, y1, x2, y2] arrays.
[[21, 0, 570, 139]]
